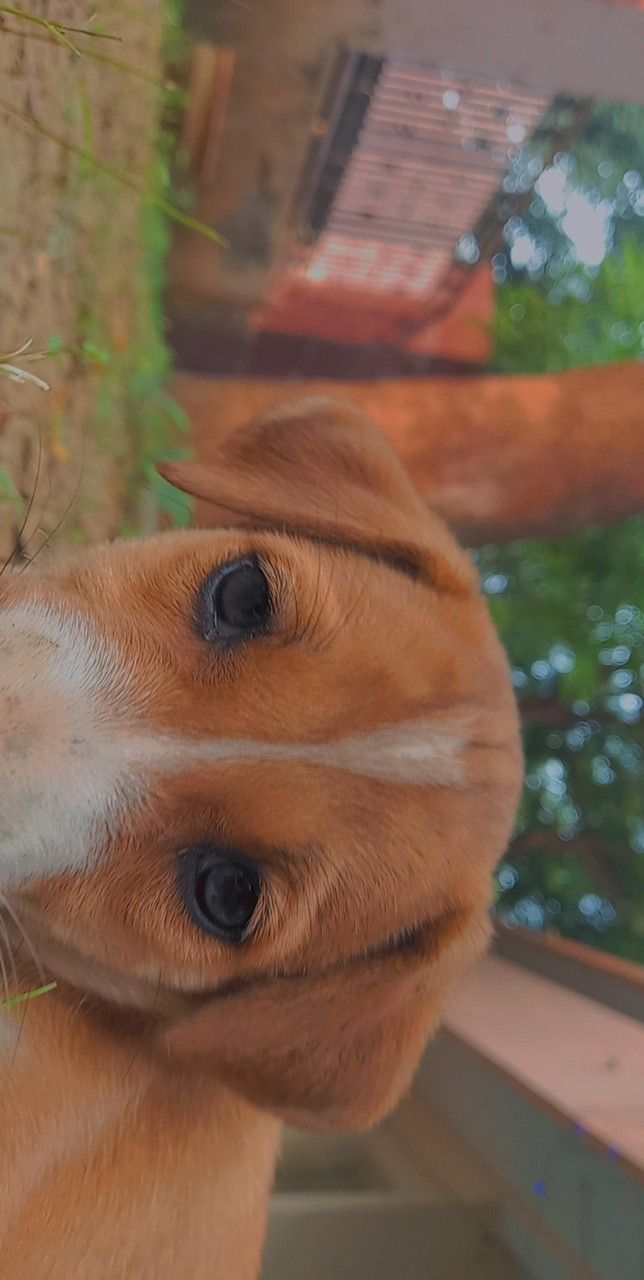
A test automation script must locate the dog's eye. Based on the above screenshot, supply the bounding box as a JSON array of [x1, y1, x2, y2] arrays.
[[179, 845, 261, 944], [202, 557, 271, 642]]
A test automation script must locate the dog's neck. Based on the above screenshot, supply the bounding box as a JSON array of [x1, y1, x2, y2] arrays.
[[0, 917, 282, 1280]]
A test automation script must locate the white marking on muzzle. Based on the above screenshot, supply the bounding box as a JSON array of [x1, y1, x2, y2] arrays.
[[129, 718, 469, 788], [0, 604, 140, 886], [0, 602, 469, 888]]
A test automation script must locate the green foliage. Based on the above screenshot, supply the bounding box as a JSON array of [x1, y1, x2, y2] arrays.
[[486, 234, 644, 960], [497, 99, 644, 289], [0, 0, 196, 543], [572, 102, 644, 202], [493, 237, 644, 373], [65, 0, 193, 535], [487, 103, 644, 959], [480, 520, 644, 958], [119, 0, 195, 529]]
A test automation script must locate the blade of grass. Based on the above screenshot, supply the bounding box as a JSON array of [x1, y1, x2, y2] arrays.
[[0, 24, 179, 90], [0, 339, 50, 390], [77, 75, 96, 168], [0, 981, 57, 1011], [2, 337, 34, 360], [0, 364, 50, 390], [0, 6, 78, 54], [0, 96, 225, 245], [0, 7, 120, 49]]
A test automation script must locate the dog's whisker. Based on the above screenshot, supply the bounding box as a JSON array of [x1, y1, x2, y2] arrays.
[[0, 894, 45, 985], [0, 428, 43, 580], [0, 925, 11, 1010], [0, 913, 19, 994], [17, 426, 85, 575]]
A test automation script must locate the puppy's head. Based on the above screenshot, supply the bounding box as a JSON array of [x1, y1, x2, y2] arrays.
[[0, 399, 522, 1130]]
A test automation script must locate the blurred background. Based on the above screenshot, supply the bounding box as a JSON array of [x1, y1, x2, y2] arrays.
[[1, 2, 643, 1276]]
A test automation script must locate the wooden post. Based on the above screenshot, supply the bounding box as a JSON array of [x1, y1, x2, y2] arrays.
[[169, 362, 644, 545]]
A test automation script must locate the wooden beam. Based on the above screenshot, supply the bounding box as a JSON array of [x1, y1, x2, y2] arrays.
[[169, 362, 644, 545]]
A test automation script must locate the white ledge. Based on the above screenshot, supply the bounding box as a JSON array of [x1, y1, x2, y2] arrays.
[[441, 955, 644, 1183]]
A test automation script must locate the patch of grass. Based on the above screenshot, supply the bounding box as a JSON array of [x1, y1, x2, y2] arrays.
[[87, 0, 195, 534], [115, 0, 196, 532], [0, 95, 222, 246], [0, 0, 198, 553]]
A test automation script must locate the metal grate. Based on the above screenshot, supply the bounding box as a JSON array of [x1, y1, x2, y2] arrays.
[[303, 60, 550, 296]]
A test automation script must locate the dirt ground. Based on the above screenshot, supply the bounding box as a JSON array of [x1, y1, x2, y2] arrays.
[[0, 1, 167, 564]]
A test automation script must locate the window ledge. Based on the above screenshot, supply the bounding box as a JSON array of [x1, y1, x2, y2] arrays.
[[439, 955, 644, 1184], [494, 924, 644, 1025]]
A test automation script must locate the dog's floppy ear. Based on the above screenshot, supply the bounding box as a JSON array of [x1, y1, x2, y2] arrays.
[[158, 907, 487, 1133], [157, 398, 476, 594]]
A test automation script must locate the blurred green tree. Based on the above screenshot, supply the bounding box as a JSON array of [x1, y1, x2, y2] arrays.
[[486, 220, 644, 959], [496, 100, 644, 289]]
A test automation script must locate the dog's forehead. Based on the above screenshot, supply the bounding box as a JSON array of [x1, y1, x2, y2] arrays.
[[44, 526, 439, 665], [22, 525, 489, 747], [70, 525, 424, 589]]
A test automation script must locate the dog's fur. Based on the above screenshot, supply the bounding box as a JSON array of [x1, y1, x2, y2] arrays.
[[0, 399, 522, 1278]]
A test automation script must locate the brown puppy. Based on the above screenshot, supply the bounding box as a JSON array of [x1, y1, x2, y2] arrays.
[[0, 399, 522, 1279]]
